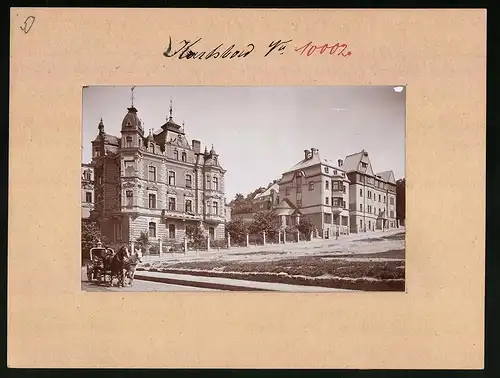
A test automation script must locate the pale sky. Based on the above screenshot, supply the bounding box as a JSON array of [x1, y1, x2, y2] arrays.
[[82, 86, 405, 201]]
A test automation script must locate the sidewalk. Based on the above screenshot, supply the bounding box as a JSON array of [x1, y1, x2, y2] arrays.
[[141, 227, 405, 263], [134, 271, 352, 292]]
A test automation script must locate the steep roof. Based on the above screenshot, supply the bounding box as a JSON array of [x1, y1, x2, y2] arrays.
[[254, 182, 279, 200], [376, 170, 396, 184], [342, 150, 374, 176], [92, 133, 120, 146], [121, 107, 143, 132], [284, 150, 343, 175], [273, 198, 300, 216]]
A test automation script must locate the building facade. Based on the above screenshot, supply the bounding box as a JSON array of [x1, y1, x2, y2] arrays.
[[89, 100, 227, 246], [342, 150, 398, 233], [252, 181, 280, 212], [278, 148, 351, 238], [81, 163, 94, 218]]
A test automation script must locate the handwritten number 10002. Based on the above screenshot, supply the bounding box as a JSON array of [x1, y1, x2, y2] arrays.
[[294, 41, 351, 57]]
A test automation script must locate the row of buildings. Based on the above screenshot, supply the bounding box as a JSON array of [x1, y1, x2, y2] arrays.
[[230, 148, 399, 238], [82, 96, 401, 245]]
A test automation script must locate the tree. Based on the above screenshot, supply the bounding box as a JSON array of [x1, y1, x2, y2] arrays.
[[81, 218, 105, 260], [231, 192, 254, 214], [185, 223, 206, 249], [248, 211, 280, 238], [226, 218, 248, 244], [297, 216, 315, 236], [136, 231, 150, 254], [396, 178, 406, 225]]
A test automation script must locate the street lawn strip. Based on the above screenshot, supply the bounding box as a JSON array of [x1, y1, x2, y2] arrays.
[[314, 249, 405, 259], [136, 268, 405, 291], [138, 256, 405, 280]]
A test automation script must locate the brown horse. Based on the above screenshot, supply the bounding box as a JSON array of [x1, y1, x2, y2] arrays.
[[110, 246, 129, 287]]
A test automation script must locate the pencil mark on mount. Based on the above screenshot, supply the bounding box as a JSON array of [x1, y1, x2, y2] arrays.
[[20, 16, 35, 34], [163, 36, 255, 60]]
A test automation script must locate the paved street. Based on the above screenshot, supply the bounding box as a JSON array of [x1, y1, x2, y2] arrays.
[[81, 267, 220, 292], [82, 279, 221, 292]]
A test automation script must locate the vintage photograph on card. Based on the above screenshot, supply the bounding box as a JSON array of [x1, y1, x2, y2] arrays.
[[81, 85, 406, 292]]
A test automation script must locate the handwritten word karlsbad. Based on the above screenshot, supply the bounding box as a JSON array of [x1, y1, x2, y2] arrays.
[[163, 37, 352, 60]]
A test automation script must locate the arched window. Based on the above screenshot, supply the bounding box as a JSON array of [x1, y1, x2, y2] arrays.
[[185, 199, 192, 213], [173, 150, 179, 160], [126, 136, 133, 148], [181, 151, 187, 162], [148, 222, 156, 238]]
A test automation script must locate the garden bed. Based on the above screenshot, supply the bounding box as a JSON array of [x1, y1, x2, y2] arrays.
[[137, 256, 406, 291]]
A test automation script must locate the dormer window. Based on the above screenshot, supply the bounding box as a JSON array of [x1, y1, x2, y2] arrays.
[[361, 162, 368, 168], [173, 150, 179, 160], [126, 136, 133, 148], [181, 152, 187, 162], [324, 167, 329, 174], [126, 121, 132, 127], [149, 143, 154, 151]]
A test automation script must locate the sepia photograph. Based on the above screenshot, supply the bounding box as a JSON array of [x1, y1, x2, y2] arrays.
[[81, 85, 406, 292]]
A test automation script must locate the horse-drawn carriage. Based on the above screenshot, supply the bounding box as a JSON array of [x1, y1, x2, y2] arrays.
[[86, 243, 143, 287], [86, 245, 114, 284]]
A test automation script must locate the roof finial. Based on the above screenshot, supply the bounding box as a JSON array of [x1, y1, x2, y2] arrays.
[[169, 98, 173, 121], [131, 86, 136, 107], [98, 118, 105, 134]]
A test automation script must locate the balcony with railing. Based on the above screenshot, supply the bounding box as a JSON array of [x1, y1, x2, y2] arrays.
[[204, 211, 225, 223], [161, 208, 203, 221], [331, 197, 345, 214]]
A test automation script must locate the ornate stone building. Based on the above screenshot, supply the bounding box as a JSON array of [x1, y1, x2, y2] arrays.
[[89, 98, 227, 247]]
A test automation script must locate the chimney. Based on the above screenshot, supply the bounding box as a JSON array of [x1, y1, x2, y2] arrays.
[[192, 139, 201, 153], [338, 159, 343, 167], [304, 149, 311, 159], [311, 148, 319, 156]]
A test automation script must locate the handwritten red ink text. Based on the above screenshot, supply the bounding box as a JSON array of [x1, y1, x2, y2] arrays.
[[294, 42, 352, 57]]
